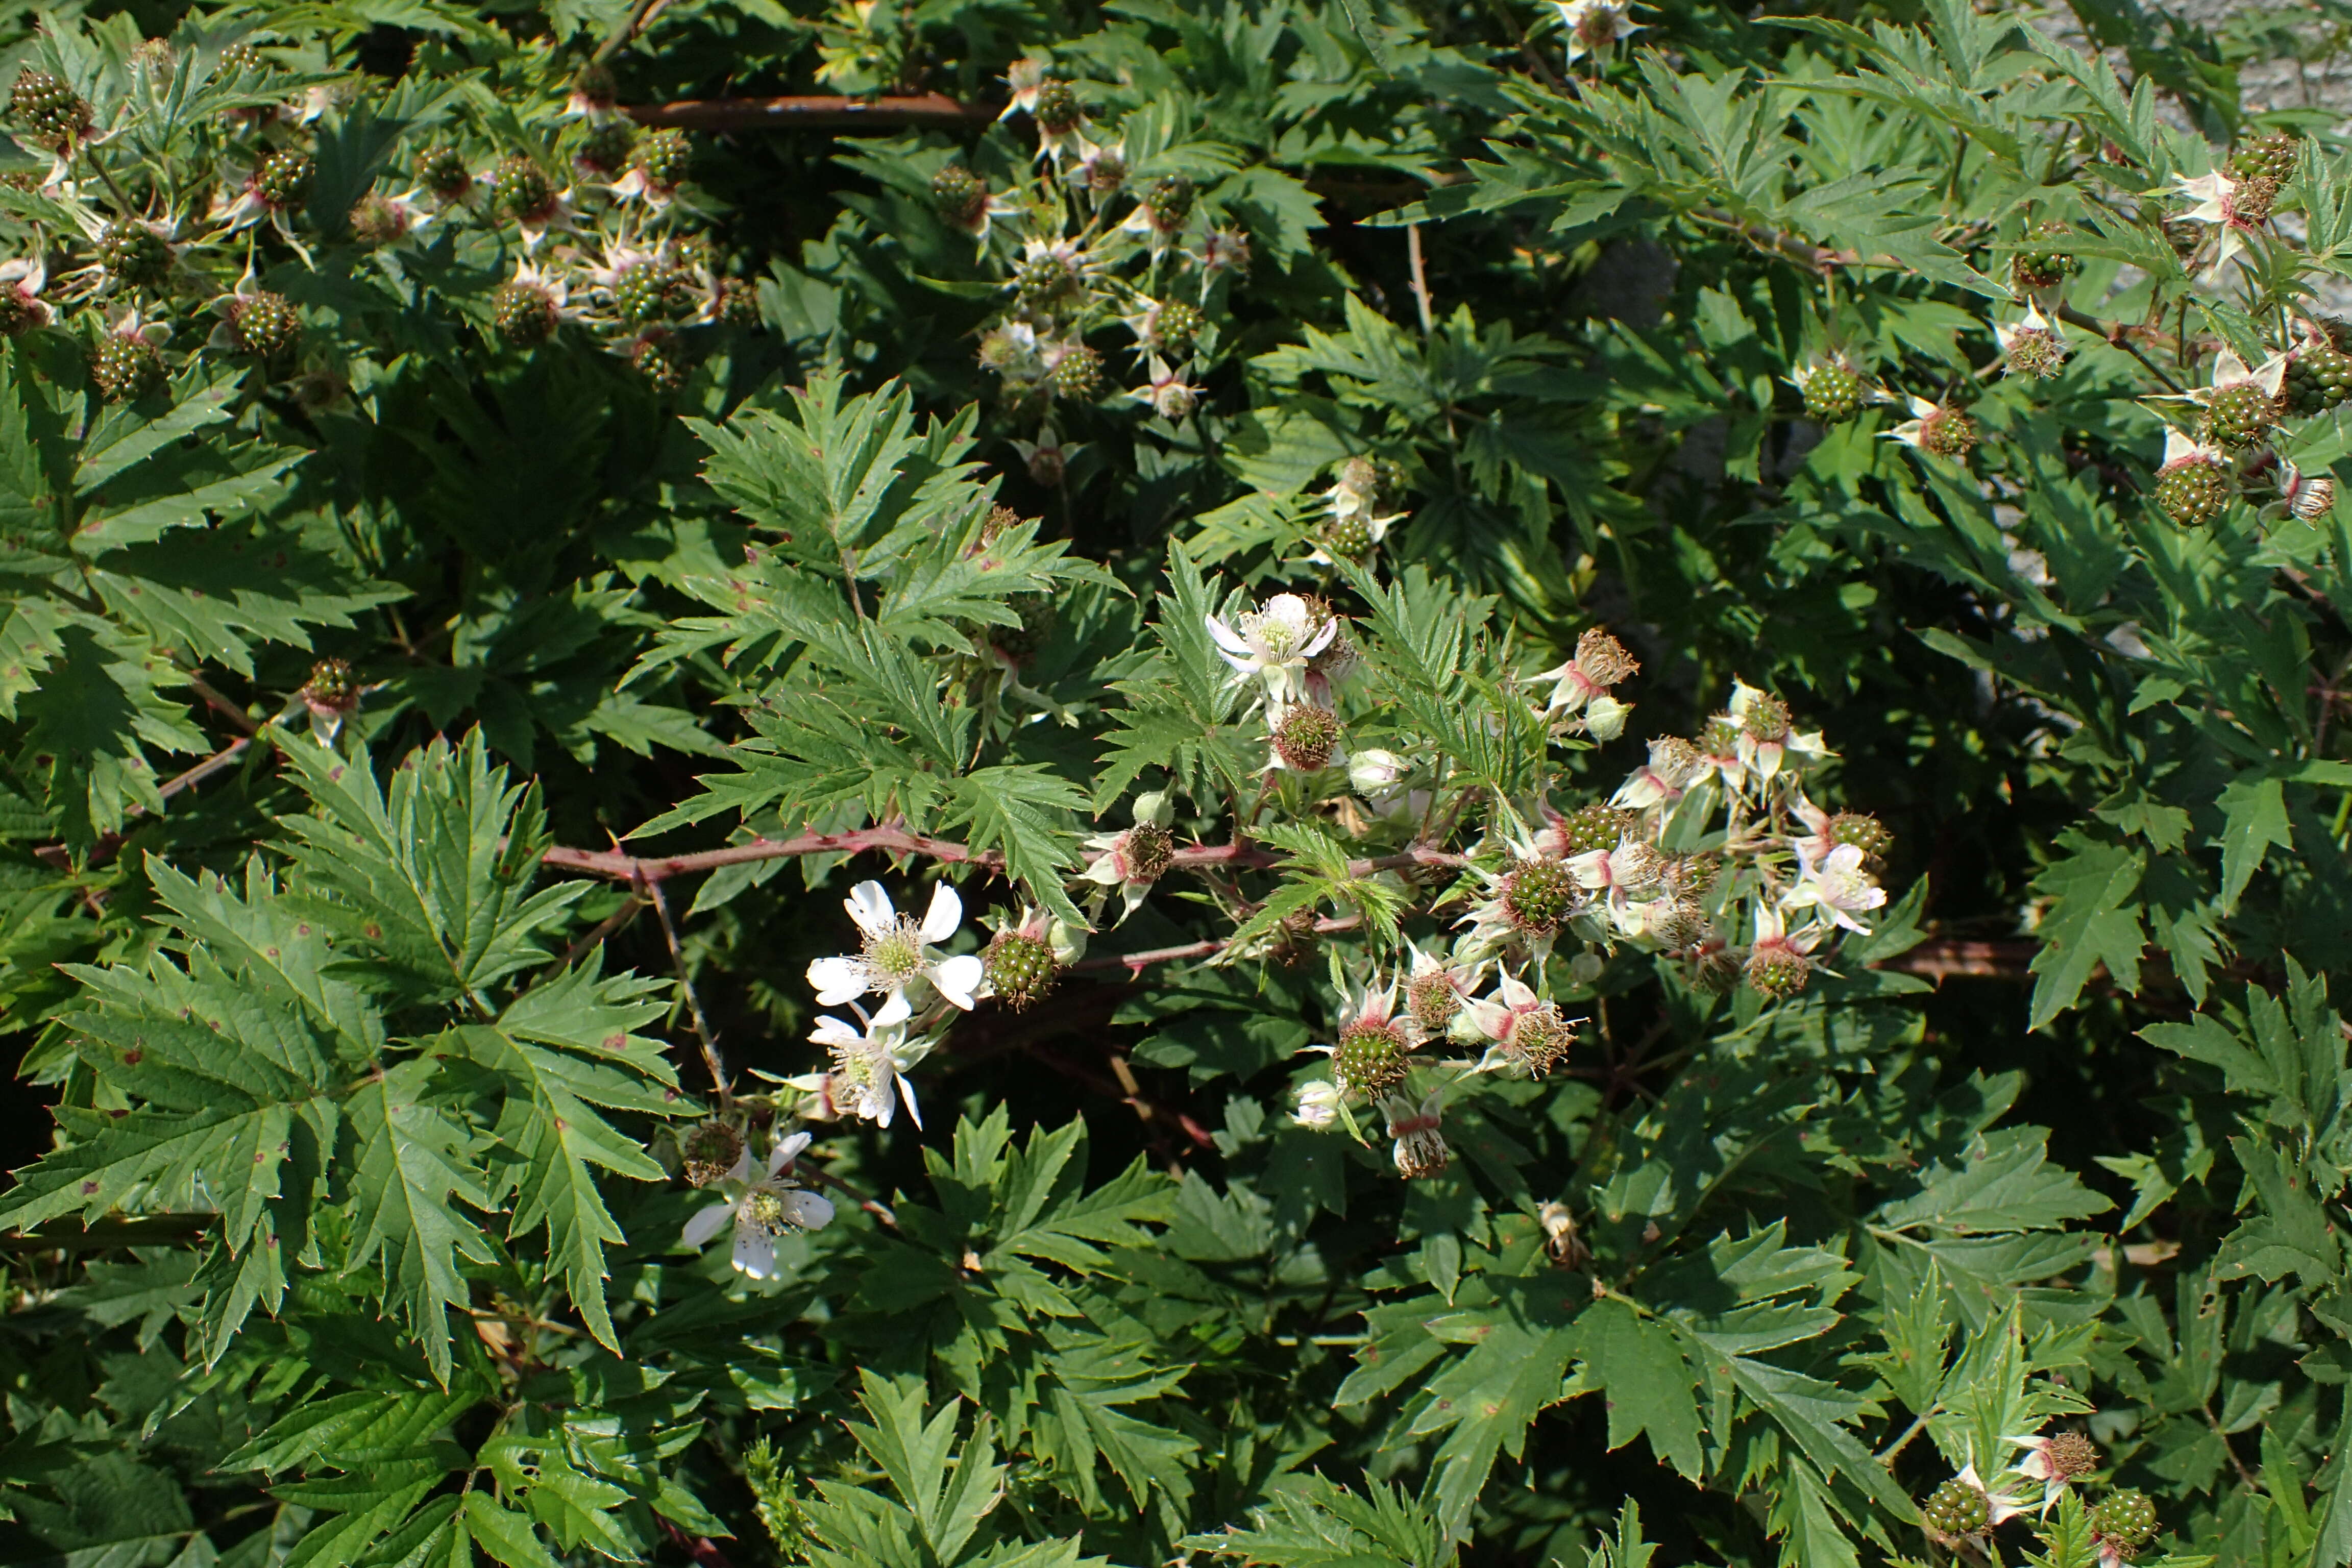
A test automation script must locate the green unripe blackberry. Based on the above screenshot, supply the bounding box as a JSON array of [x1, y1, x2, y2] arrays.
[[1273, 704, 1341, 771], [679, 1119, 743, 1188], [574, 119, 632, 175], [492, 155, 555, 223], [1317, 511, 1373, 560], [2154, 456, 2230, 526], [226, 291, 300, 359], [715, 277, 761, 329], [1742, 691, 1792, 743], [983, 930, 1059, 1011], [2286, 345, 2352, 417], [219, 42, 268, 75], [0, 282, 39, 338], [1502, 859, 1580, 935], [933, 164, 989, 229], [570, 63, 617, 114], [1016, 254, 1080, 312], [494, 281, 557, 347], [1153, 299, 1204, 355], [91, 335, 165, 401], [612, 260, 682, 329], [96, 223, 172, 289], [2230, 129, 2298, 185], [1123, 821, 1173, 883], [11, 70, 90, 149], [1034, 80, 1083, 135], [1331, 1016, 1409, 1096], [1144, 174, 1193, 231], [1917, 405, 1978, 459], [1047, 344, 1101, 402], [304, 657, 357, 712], [2011, 220, 2078, 291], [1559, 803, 1631, 855], [1827, 813, 1893, 860], [1081, 146, 1125, 194], [416, 143, 471, 201], [2201, 382, 2278, 450], [254, 148, 311, 209], [631, 331, 689, 392], [991, 592, 1056, 662], [1746, 946, 1810, 1000], [1921, 1478, 1991, 1539], [632, 128, 692, 189], [2090, 1490, 2157, 1556], [1802, 363, 1864, 423]]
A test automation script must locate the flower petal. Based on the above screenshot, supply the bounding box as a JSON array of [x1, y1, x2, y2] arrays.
[[771, 1131, 814, 1173], [918, 881, 964, 944], [896, 1073, 925, 1131], [867, 990, 914, 1029], [731, 1225, 777, 1279], [681, 1203, 733, 1247], [845, 880, 896, 935], [784, 1190, 836, 1230], [806, 955, 868, 1006], [930, 952, 985, 1010], [1204, 614, 1252, 657]]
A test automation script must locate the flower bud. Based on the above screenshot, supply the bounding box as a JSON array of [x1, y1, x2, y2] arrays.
[[1583, 694, 1631, 740], [1349, 749, 1406, 793]]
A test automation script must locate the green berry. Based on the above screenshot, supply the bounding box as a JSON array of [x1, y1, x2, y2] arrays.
[[1317, 511, 1374, 560], [1918, 405, 1978, 459], [1273, 704, 1341, 771], [933, 164, 989, 229], [2286, 345, 2352, 417], [416, 144, 471, 201], [2230, 129, 2298, 185], [1144, 174, 1193, 231], [983, 931, 1059, 1011], [613, 260, 683, 330], [2011, 219, 2078, 291], [97, 223, 172, 289], [1332, 1017, 1409, 1095], [305, 657, 356, 710], [1746, 946, 1810, 1000], [1921, 1478, 1992, 1539], [1047, 344, 1101, 402], [1827, 813, 1893, 859], [0, 281, 40, 339], [1153, 299, 1204, 355], [632, 128, 692, 190], [575, 119, 632, 175], [715, 277, 761, 329], [1559, 803, 1631, 855], [254, 149, 311, 209], [2090, 1490, 2157, 1555], [1802, 363, 1864, 423], [1502, 859, 1580, 935], [990, 592, 1056, 662], [91, 334, 164, 402], [227, 291, 300, 359], [2155, 456, 2231, 526], [2201, 382, 2278, 450], [493, 155, 555, 223], [631, 331, 689, 392], [219, 42, 268, 75], [494, 281, 557, 347], [1034, 80, 1083, 135], [1016, 254, 1080, 312], [11, 69, 90, 149]]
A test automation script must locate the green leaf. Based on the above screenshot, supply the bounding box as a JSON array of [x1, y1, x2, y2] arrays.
[[2213, 768, 2293, 915], [2024, 834, 2146, 1031], [1569, 1298, 1705, 1480], [346, 1060, 494, 1385]]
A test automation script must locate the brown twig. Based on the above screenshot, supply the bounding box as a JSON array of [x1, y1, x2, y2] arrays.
[[620, 93, 998, 132], [592, 0, 669, 65], [1406, 224, 1436, 335], [33, 733, 259, 873], [645, 873, 729, 1106], [183, 673, 262, 736], [1072, 914, 1364, 974], [537, 828, 1465, 888]]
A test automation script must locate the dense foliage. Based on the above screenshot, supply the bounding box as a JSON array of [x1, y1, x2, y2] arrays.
[[5, 0, 2352, 1564]]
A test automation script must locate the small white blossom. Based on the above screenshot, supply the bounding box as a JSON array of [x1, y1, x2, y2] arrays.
[[1205, 593, 1338, 706], [806, 880, 985, 1013], [1781, 842, 1885, 935], [808, 1000, 929, 1129], [1000, 58, 1048, 118], [2168, 169, 2256, 278], [680, 1133, 836, 1279]]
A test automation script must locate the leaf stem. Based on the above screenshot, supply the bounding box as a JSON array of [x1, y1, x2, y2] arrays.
[[644, 872, 729, 1107]]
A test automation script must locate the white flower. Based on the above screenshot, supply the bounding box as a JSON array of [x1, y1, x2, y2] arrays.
[[680, 1133, 836, 1279], [1000, 58, 1048, 119], [1383, 1091, 1451, 1179], [1292, 1079, 1342, 1130], [1553, 0, 1641, 61], [1781, 842, 1885, 935], [809, 1000, 927, 1129], [1205, 593, 1338, 706], [806, 880, 985, 1012], [2169, 169, 2257, 279]]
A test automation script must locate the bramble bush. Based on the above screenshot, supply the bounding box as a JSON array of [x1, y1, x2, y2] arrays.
[[3, 0, 2352, 1564]]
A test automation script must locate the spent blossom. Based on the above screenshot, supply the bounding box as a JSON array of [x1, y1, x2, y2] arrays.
[[1383, 1091, 1451, 1179]]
